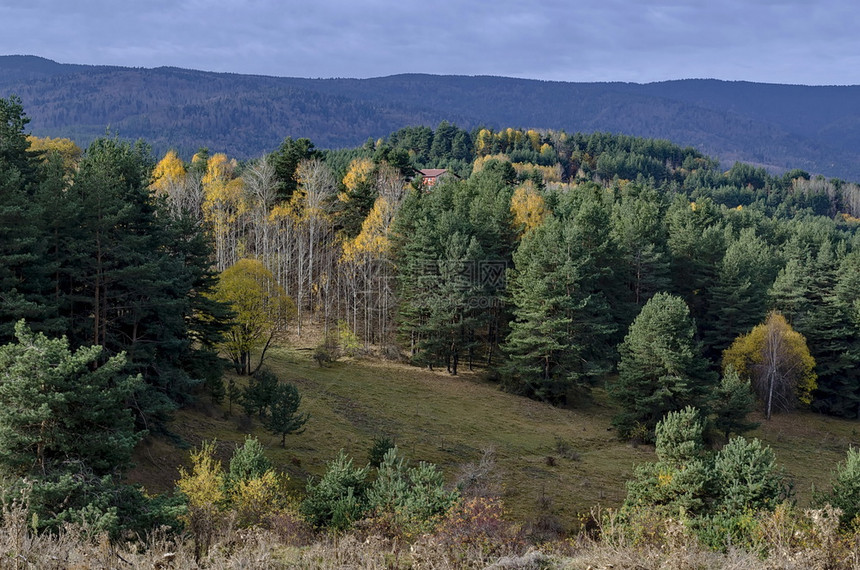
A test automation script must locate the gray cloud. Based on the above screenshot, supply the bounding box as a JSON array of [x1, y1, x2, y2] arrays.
[[1, 0, 858, 84]]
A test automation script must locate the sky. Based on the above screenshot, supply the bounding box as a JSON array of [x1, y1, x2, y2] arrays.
[[2, 0, 859, 85]]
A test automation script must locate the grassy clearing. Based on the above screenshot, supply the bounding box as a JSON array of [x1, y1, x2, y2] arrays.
[[127, 343, 860, 531]]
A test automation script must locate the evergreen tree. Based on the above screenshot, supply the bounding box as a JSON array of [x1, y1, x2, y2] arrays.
[[0, 321, 142, 476], [666, 197, 726, 324], [711, 437, 790, 516], [815, 447, 860, 528], [395, 168, 515, 373], [770, 241, 860, 417], [710, 365, 759, 442], [704, 228, 776, 359], [0, 322, 175, 535], [227, 436, 273, 488], [504, 214, 615, 401], [609, 185, 670, 321], [263, 382, 309, 447], [61, 138, 203, 419], [623, 407, 711, 516], [270, 136, 318, 202], [0, 96, 53, 340], [610, 292, 717, 440]]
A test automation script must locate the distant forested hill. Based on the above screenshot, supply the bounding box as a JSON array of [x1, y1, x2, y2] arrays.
[[3, 55, 860, 180]]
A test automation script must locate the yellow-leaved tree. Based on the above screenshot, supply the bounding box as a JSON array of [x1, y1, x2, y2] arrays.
[[341, 157, 376, 197], [723, 311, 817, 419], [212, 259, 296, 374], [151, 150, 186, 196], [472, 153, 511, 174], [202, 154, 246, 270], [151, 150, 190, 216], [510, 180, 548, 236], [27, 135, 82, 173]]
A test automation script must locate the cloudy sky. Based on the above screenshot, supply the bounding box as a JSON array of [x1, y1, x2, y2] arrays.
[[2, 0, 858, 85]]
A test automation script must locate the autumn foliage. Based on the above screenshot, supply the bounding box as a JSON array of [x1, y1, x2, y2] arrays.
[[723, 312, 817, 418]]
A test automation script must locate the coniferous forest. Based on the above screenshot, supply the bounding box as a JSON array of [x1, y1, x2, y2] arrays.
[[3, 92, 860, 567]]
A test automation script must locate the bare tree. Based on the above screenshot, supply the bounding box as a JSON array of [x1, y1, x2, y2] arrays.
[[293, 159, 337, 335], [243, 156, 279, 263]]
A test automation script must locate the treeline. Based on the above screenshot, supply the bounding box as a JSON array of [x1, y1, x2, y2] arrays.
[[7, 98, 860, 424], [138, 118, 860, 424]]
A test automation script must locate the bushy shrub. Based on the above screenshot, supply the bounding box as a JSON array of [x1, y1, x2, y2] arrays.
[[338, 320, 361, 357], [313, 344, 338, 367], [366, 447, 459, 536], [624, 407, 711, 517], [230, 470, 291, 527], [424, 496, 527, 565], [301, 450, 370, 530], [177, 439, 296, 558], [620, 407, 794, 548], [302, 447, 456, 536], [712, 436, 790, 516], [227, 436, 273, 488]]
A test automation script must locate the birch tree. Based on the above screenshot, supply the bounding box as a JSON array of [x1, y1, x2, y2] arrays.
[[723, 311, 817, 419]]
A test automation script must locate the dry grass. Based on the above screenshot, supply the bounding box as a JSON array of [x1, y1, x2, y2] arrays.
[[3, 506, 860, 570]]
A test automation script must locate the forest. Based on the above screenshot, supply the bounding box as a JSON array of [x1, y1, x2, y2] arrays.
[[2, 93, 860, 567]]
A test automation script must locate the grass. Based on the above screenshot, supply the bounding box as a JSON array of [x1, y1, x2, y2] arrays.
[[127, 341, 860, 531]]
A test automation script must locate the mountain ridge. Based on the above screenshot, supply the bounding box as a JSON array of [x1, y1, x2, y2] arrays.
[[3, 55, 859, 180]]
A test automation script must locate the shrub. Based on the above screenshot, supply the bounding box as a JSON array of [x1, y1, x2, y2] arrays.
[[431, 496, 527, 563], [338, 320, 361, 357], [621, 407, 794, 549], [230, 470, 291, 527], [624, 407, 711, 517], [227, 436, 273, 489], [455, 447, 499, 498], [301, 450, 370, 530], [712, 437, 791, 516], [176, 441, 229, 560], [366, 447, 459, 536]]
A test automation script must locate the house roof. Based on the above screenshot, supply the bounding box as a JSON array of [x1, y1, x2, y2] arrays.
[[418, 168, 448, 178]]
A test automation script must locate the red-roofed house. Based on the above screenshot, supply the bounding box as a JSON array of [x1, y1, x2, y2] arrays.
[[418, 168, 453, 188]]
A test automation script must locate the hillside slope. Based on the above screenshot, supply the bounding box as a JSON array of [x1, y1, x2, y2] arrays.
[[3, 56, 860, 179], [129, 347, 860, 529]]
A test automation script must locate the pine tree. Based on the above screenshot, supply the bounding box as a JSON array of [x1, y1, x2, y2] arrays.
[[0, 97, 53, 341], [270, 137, 318, 202], [610, 292, 717, 440], [710, 365, 759, 442], [666, 197, 726, 324], [0, 321, 142, 476], [609, 185, 670, 321], [704, 228, 776, 359], [504, 215, 614, 401], [263, 383, 309, 447], [770, 241, 860, 417]]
